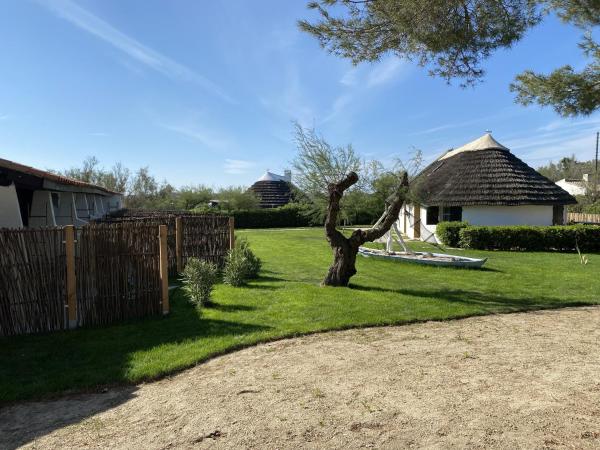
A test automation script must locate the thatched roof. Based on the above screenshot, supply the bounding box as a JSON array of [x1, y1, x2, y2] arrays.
[[249, 172, 292, 208], [413, 133, 576, 207]]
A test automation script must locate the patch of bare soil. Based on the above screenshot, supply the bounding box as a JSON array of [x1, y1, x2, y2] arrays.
[[2, 307, 600, 449]]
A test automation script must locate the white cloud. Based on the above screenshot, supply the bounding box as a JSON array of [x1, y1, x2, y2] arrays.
[[224, 159, 256, 174], [324, 57, 407, 124], [366, 57, 405, 87], [537, 116, 600, 132], [519, 134, 597, 164], [340, 68, 359, 86], [37, 0, 234, 103], [0, 114, 9, 120], [322, 93, 353, 124], [159, 122, 234, 151], [410, 108, 530, 137], [261, 56, 406, 128], [503, 116, 600, 165], [89, 132, 109, 137], [260, 64, 316, 128]]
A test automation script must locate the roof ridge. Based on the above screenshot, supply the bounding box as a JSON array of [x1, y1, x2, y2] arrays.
[[439, 133, 509, 161]]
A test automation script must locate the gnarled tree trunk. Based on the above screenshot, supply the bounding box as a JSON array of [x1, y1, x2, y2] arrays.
[[322, 171, 409, 287]]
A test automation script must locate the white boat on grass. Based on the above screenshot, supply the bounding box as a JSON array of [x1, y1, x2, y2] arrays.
[[358, 246, 487, 268], [358, 222, 487, 269]]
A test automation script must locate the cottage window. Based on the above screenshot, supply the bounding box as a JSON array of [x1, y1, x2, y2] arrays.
[[442, 206, 462, 222], [426, 206, 439, 225]]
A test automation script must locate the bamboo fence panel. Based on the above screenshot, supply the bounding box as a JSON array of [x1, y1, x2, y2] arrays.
[[0, 228, 66, 336], [181, 215, 230, 268], [96, 212, 230, 274], [76, 223, 162, 327], [95, 216, 177, 275], [568, 212, 600, 224]]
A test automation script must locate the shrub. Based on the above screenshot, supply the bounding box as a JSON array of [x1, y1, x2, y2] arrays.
[[223, 248, 248, 286], [236, 238, 262, 278], [458, 224, 600, 252], [229, 204, 317, 229], [223, 239, 262, 286], [180, 258, 219, 306], [436, 221, 469, 247]]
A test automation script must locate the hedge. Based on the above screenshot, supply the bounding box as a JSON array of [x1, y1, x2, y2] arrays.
[[229, 205, 317, 229], [436, 221, 469, 247], [458, 224, 600, 252]]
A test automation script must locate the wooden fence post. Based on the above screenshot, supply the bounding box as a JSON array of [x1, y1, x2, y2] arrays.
[[64, 225, 77, 329], [175, 216, 183, 273], [229, 216, 235, 250], [159, 225, 169, 315]]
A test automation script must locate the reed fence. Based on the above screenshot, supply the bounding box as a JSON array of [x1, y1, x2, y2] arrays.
[[97, 212, 233, 274], [180, 215, 231, 269], [0, 223, 168, 337], [76, 223, 163, 327], [568, 212, 600, 224], [1, 213, 233, 337], [0, 228, 67, 336]]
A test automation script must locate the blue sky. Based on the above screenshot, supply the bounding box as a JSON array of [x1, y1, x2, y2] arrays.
[[1, 0, 599, 188]]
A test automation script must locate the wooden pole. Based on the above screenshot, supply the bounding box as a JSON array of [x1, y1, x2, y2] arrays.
[[64, 225, 77, 329], [159, 225, 169, 315], [229, 216, 235, 250], [175, 216, 183, 273], [413, 204, 421, 239]]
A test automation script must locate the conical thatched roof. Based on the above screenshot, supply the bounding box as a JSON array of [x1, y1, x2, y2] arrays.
[[249, 171, 292, 208], [413, 133, 576, 207]]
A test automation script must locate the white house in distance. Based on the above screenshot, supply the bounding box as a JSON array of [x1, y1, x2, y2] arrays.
[[0, 157, 123, 229], [556, 174, 598, 196], [398, 133, 577, 243]]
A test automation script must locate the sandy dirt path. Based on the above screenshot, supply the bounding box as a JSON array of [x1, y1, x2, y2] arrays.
[[2, 307, 600, 449]]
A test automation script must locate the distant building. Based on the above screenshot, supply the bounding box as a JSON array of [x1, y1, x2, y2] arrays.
[[0, 157, 123, 229], [398, 133, 576, 243], [248, 170, 293, 208], [556, 174, 598, 196]]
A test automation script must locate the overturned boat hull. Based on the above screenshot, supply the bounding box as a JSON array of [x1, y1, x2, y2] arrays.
[[358, 247, 487, 269]]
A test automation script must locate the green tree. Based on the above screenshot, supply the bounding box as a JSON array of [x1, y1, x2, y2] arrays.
[[217, 186, 260, 211], [291, 122, 409, 286], [62, 156, 102, 184], [292, 122, 362, 197], [60, 157, 130, 193], [300, 0, 600, 116], [176, 185, 214, 210], [126, 167, 177, 209], [102, 162, 130, 193], [537, 155, 597, 181]]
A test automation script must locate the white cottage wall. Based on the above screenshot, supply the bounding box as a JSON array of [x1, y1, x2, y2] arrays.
[[462, 205, 553, 226], [398, 204, 440, 243]]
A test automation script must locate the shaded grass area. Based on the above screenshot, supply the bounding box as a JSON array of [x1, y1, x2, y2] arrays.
[[1, 228, 599, 402]]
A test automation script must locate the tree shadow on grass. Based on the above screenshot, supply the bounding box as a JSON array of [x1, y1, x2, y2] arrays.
[[0, 292, 271, 449], [477, 266, 503, 273], [243, 283, 282, 291], [255, 274, 288, 282], [349, 284, 591, 311], [208, 302, 257, 312]]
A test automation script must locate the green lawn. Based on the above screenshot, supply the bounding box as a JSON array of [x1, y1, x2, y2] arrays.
[[1, 227, 598, 402]]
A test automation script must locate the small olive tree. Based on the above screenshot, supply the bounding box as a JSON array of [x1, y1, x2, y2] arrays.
[[292, 123, 409, 286]]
